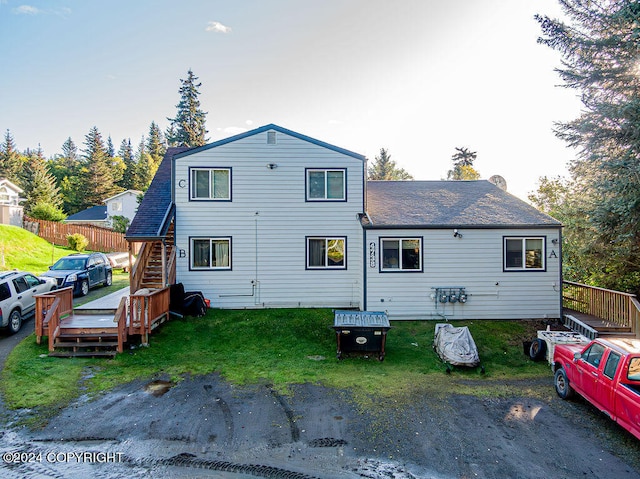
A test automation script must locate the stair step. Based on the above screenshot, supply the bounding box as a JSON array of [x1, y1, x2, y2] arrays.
[[54, 341, 119, 348], [49, 351, 117, 358]]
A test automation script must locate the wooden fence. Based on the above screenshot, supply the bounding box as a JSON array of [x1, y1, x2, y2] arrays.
[[23, 216, 129, 253]]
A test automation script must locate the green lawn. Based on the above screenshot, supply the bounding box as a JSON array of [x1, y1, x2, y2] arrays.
[[1, 308, 551, 414], [0, 224, 72, 274]]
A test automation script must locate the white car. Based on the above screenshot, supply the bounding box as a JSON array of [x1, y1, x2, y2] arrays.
[[0, 270, 57, 334]]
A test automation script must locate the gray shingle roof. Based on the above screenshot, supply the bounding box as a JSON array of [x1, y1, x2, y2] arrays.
[[66, 205, 107, 222], [126, 147, 190, 240], [365, 180, 561, 228]]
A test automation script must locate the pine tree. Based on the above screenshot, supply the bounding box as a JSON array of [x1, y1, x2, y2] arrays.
[[166, 69, 208, 147], [537, 0, 640, 292], [146, 121, 166, 171], [19, 148, 63, 215], [367, 148, 413, 180], [118, 138, 136, 190], [447, 147, 480, 180], [49, 137, 83, 214], [81, 126, 121, 208], [0, 129, 23, 182], [106, 136, 115, 157], [133, 137, 154, 190]]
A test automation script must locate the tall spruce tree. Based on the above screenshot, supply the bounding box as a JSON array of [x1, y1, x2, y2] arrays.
[[537, 0, 640, 292], [0, 129, 23, 182], [81, 126, 121, 208], [146, 121, 166, 171], [166, 69, 208, 147], [50, 137, 84, 214], [133, 137, 154, 191], [19, 147, 63, 214], [118, 138, 136, 190], [367, 148, 413, 180]]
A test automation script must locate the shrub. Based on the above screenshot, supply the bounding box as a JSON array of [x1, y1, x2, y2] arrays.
[[67, 233, 89, 252], [28, 202, 67, 222], [110, 215, 130, 234]]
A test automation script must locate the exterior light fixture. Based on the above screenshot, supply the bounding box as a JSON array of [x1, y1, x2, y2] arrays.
[[266, 163, 278, 170], [453, 229, 463, 238]]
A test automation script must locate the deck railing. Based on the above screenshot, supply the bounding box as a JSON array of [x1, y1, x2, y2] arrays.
[[129, 241, 153, 293], [129, 287, 170, 345], [563, 281, 640, 335], [114, 296, 128, 353], [35, 287, 74, 346]]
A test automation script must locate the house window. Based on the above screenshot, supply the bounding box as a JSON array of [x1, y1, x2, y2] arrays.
[[380, 238, 422, 272], [110, 201, 122, 212], [307, 237, 346, 269], [504, 237, 545, 271], [191, 237, 231, 270], [190, 168, 231, 200], [306, 169, 345, 201]]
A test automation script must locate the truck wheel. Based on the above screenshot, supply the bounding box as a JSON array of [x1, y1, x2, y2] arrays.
[[554, 367, 574, 399], [8, 309, 22, 334], [529, 338, 547, 361]]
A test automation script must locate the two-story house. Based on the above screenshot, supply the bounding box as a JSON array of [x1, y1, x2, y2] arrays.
[[126, 124, 562, 320]]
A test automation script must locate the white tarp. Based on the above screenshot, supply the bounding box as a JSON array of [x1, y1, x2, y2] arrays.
[[433, 323, 480, 367]]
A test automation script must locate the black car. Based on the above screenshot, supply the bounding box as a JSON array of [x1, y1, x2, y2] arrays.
[[41, 253, 113, 296]]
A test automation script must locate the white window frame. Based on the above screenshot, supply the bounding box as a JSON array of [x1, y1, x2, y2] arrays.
[[306, 237, 346, 270], [190, 167, 231, 201], [190, 237, 232, 270], [503, 236, 546, 271], [380, 237, 422, 272], [306, 169, 346, 201]]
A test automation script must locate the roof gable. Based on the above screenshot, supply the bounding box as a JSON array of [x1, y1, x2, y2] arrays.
[[103, 189, 143, 203], [0, 178, 23, 194], [173, 124, 366, 161], [366, 180, 561, 228]]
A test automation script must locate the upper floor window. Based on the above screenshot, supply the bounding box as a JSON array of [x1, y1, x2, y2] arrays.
[[380, 237, 422, 272], [504, 237, 545, 271], [306, 169, 345, 201], [190, 167, 231, 201]]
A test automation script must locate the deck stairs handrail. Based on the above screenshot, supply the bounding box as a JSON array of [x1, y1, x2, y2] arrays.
[[35, 287, 74, 346], [129, 287, 171, 345], [563, 281, 639, 335]]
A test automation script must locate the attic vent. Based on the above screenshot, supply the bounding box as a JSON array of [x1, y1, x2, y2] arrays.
[[267, 131, 277, 144]]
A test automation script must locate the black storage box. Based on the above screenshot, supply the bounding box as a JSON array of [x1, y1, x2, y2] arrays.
[[333, 310, 390, 361]]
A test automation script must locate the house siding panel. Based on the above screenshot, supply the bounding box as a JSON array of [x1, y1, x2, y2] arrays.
[[174, 130, 364, 309], [365, 228, 562, 320]]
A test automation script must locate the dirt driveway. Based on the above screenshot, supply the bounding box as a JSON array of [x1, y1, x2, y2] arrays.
[[1, 372, 639, 479]]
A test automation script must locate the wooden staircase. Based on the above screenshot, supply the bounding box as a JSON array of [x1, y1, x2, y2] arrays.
[[140, 242, 168, 289], [49, 332, 120, 358]]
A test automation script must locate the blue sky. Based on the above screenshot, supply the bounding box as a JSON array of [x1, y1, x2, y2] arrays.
[[0, 0, 581, 200]]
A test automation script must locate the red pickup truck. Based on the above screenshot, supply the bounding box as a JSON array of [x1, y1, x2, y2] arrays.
[[553, 337, 640, 440]]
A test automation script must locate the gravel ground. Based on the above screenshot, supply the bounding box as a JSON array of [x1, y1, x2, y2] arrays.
[[0, 371, 639, 479]]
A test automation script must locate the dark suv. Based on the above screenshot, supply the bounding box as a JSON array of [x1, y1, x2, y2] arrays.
[[41, 253, 113, 296], [0, 271, 57, 334]]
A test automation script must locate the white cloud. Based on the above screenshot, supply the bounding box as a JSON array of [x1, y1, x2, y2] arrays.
[[13, 5, 41, 14], [245, 120, 253, 126], [205, 21, 232, 33]]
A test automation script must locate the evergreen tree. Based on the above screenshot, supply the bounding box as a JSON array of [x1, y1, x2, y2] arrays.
[[133, 137, 154, 190], [166, 69, 208, 147], [367, 148, 413, 180], [19, 148, 63, 215], [536, 0, 640, 292], [0, 129, 23, 182], [106, 135, 115, 157], [146, 121, 166, 171], [118, 138, 136, 190], [447, 147, 480, 180], [49, 137, 83, 214], [81, 126, 121, 208]]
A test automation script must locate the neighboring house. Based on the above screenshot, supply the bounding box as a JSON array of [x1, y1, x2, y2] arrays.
[[0, 178, 24, 226], [126, 124, 562, 320], [65, 205, 109, 227], [104, 190, 142, 227], [66, 190, 141, 229]]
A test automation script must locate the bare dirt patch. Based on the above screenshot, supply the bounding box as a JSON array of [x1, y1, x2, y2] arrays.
[[1, 372, 638, 478]]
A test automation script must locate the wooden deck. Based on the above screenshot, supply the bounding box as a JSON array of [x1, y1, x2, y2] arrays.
[[35, 286, 171, 357], [563, 281, 640, 339]]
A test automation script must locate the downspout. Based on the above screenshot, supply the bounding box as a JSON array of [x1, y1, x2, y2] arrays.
[[362, 159, 368, 312], [558, 226, 563, 320]]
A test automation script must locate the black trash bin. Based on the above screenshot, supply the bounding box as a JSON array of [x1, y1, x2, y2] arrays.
[[333, 310, 390, 361]]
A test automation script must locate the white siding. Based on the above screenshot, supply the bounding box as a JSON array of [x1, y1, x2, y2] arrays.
[[365, 228, 562, 320], [174, 130, 364, 309]]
